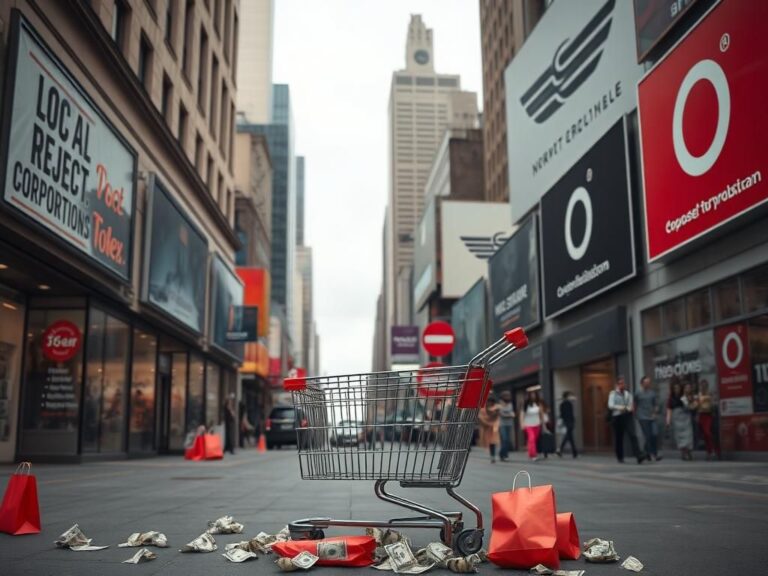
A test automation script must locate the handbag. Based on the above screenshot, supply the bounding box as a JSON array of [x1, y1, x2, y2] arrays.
[[0, 462, 41, 535], [272, 535, 376, 567], [556, 512, 581, 560], [487, 471, 560, 569]]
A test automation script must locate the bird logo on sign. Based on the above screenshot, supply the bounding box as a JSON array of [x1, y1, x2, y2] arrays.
[[461, 232, 509, 260]]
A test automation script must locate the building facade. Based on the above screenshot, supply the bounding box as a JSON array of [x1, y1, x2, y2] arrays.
[[0, 0, 243, 462], [296, 155, 305, 246], [236, 0, 272, 123]]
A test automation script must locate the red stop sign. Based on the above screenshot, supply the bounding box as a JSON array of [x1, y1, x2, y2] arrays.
[[42, 320, 82, 362], [422, 321, 455, 357]]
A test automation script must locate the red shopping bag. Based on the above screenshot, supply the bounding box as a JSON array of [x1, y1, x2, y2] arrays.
[[0, 462, 41, 535], [272, 535, 376, 567], [184, 435, 205, 461], [203, 434, 224, 460], [487, 471, 559, 569], [556, 512, 581, 560]]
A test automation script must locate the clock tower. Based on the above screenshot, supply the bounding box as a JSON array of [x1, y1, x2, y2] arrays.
[[405, 14, 434, 72]]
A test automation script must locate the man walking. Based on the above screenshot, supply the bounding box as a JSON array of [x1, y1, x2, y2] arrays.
[[557, 391, 578, 458], [498, 390, 516, 461], [635, 376, 662, 461], [608, 376, 648, 464]]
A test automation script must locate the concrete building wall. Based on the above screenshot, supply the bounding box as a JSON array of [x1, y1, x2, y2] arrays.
[[236, 0, 272, 123]]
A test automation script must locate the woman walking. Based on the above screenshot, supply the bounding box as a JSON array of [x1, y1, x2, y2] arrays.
[[667, 381, 694, 460], [520, 389, 544, 462], [478, 396, 501, 463], [697, 380, 717, 459]]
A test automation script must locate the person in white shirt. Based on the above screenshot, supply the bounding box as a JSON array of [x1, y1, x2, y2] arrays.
[[607, 376, 648, 464], [498, 390, 516, 461], [519, 389, 544, 462]]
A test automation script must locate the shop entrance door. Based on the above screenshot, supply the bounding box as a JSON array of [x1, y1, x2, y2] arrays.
[[156, 354, 171, 452], [581, 359, 614, 452]]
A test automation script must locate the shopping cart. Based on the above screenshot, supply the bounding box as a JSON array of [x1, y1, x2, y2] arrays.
[[283, 327, 528, 555]]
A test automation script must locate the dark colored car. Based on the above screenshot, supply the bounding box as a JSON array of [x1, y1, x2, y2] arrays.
[[265, 405, 305, 449]]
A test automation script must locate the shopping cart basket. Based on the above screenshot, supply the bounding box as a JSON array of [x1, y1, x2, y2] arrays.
[[283, 327, 528, 555]]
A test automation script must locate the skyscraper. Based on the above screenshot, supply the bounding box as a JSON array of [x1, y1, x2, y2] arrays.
[[237, 0, 274, 123], [296, 156, 306, 245], [383, 15, 479, 365]]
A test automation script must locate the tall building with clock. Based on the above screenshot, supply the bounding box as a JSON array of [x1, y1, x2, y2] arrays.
[[381, 14, 479, 367]]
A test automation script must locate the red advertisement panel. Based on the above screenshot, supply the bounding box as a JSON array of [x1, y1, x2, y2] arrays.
[[719, 415, 768, 452], [714, 324, 752, 399], [638, 0, 768, 261]]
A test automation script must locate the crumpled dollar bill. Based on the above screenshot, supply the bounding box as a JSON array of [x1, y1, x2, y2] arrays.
[[207, 515, 244, 534], [317, 540, 349, 562], [416, 542, 454, 568], [621, 555, 644, 572], [118, 531, 168, 548], [368, 527, 406, 562], [380, 540, 435, 574], [179, 532, 217, 553], [530, 565, 585, 576], [122, 549, 157, 564], [445, 554, 484, 574], [292, 550, 320, 570], [222, 548, 260, 562], [277, 557, 299, 572], [252, 527, 291, 550], [225, 539, 269, 555], [583, 537, 620, 563], [54, 524, 109, 551]]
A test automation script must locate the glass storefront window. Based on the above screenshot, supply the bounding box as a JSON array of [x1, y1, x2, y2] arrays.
[[129, 329, 157, 452], [0, 288, 24, 461], [686, 289, 711, 331], [20, 309, 86, 455], [169, 353, 188, 450], [206, 363, 220, 428], [82, 309, 106, 452], [713, 278, 742, 321], [743, 265, 768, 313], [662, 297, 686, 337], [187, 354, 205, 435], [642, 306, 662, 342]]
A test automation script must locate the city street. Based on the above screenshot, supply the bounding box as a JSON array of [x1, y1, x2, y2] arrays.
[[1, 449, 766, 575]]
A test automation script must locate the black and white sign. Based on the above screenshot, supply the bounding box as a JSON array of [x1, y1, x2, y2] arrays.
[[226, 307, 258, 343], [488, 216, 540, 337], [1, 15, 136, 280], [540, 119, 636, 319], [504, 0, 643, 224], [142, 176, 208, 333]]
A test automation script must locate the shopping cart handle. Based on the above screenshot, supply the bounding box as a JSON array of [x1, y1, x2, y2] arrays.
[[504, 327, 528, 349], [284, 378, 306, 391]]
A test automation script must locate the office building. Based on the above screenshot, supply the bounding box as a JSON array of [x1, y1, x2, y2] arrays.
[[236, 0, 273, 123]]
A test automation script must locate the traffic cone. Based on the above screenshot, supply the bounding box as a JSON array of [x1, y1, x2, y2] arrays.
[[257, 433, 267, 453]]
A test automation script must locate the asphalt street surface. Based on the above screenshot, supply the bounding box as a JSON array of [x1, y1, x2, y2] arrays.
[[1, 448, 767, 575]]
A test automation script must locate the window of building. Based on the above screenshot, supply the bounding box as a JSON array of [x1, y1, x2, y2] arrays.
[[219, 85, 228, 154], [197, 27, 209, 114], [138, 34, 153, 91], [129, 329, 156, 452], [187, 354, 205, 435], [195, 133, 204, 174], [662, 297, 686, 337], [396, 76, 413, 85], [205, 363, 221, 428], [228, 101, 235, 170], [213, 0, 222, 35], [164, 0, 176, 54], [178, 103, 188, 148], [713, 277, 742, 321], [183, 0, 194, 79], [161, 73, 173, 124], [209, 55, 219, 134], [686, 289, 711, 331], [232, 13, 239, 80], [744, 265, 768, 313], [223, 0, 233, 62], [207, 154, 216, 198], [111, 0, 129, 51]]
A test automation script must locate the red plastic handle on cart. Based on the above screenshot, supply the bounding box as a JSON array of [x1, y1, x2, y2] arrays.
[[457, 367, 490, 409], [284, 378, 306, 391], [504, 327, 528, 349]]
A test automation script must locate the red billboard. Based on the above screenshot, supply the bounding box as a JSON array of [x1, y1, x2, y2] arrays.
[[715, 323, 753, 416], [638, 0, 768, 262]]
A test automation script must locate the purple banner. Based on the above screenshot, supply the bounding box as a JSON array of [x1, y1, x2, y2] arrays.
[[391, 326, 419, 360]]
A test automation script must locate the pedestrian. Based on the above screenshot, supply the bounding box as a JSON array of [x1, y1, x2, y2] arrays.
[[666, 381, 694, 460], [223, 395, 237, 455], [498, 390, 516, 461], [520, 389, 544, 462], [478, 396, 501, 463], [538, 400, 555, 459], [557, 391, 578, 458], [635, 376, 662, 461], [697, 380, 718, 460], [685, 382, 700, 451], [608, 376, 648, 464]]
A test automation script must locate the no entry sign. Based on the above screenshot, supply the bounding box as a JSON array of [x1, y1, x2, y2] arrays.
[[422, 321, 455, 357]]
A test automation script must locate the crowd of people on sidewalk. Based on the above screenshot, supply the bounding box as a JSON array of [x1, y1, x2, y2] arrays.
[[476, 374, 721, 464]]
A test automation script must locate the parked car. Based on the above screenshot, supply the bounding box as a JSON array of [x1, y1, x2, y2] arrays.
[[330, 420, 365, 447], [265, 405, 305, 449]]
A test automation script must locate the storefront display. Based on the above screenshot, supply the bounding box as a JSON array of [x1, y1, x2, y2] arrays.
[[0, 286, 24, 461], [129, 329, 156, 453], [210, 255, 244, 359]]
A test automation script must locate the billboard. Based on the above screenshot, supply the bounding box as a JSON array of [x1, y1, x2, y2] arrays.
[[143, 177, 208, 333], [1, 15, 136, 280], [440, 200, 512, 299], [633, 0, 701, 62], [638, 0, 768, 262], [391, 326, 419, 364], [413, 197, 437, 311], [451, 279, 488, 366], [504, 0, 644, 224], [488, 216, 540, 337], [539, 119, 636, 319], [210, 254, 244, 359]]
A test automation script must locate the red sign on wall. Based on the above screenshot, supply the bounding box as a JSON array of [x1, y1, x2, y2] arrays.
[[715, 324, 752, 399], [41, 320, 82, 362], [638, 0, 768, 262]]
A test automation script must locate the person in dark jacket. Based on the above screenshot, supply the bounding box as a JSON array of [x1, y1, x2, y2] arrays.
[[557, 391, 578, 458], [223, 395, 237, 455]]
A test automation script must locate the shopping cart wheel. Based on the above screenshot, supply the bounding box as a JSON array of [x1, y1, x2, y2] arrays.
[[455, 528, 484, 556], [308, 529, 325, 540]]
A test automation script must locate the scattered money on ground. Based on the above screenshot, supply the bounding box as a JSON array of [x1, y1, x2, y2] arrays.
[[529, 565, 584, 576], [222, 547, 260, 562], [381, 540, 435, 574], [225, 539, 269, 555], [317, 540, 349, 562], [621, 555, 644, 572], [207, 515, 244, 534], [122, 549, 157, 564], [416, 542, 454, 567], [277, 557, 299, 572], [179, 532, 217, 553], [368, 528, 406, 562], [118, 531, 169, 548], [445, 554, 483, 574], [292, 550, 320, 570], [583, 537, 620, 563], [54, 524, 109, 551], [254, 527, 291, 550]]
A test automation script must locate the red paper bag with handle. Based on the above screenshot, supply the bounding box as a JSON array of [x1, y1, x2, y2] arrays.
[[0, 462, 41, 535], [556, 512, 581, 559], [487, 471, 559, 569]]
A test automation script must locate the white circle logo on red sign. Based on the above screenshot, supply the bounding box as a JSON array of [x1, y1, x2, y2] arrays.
[[721, 331, 743, 370], [672, 59, 731, 177]]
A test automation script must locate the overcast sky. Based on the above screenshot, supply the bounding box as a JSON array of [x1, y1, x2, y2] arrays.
[[273, 1, 483, 376]]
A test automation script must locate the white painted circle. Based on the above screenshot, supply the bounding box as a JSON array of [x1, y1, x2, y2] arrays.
[[722, 331, 743, 370], [564, 186, 593, 261], [672, 59, 730, 177]]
